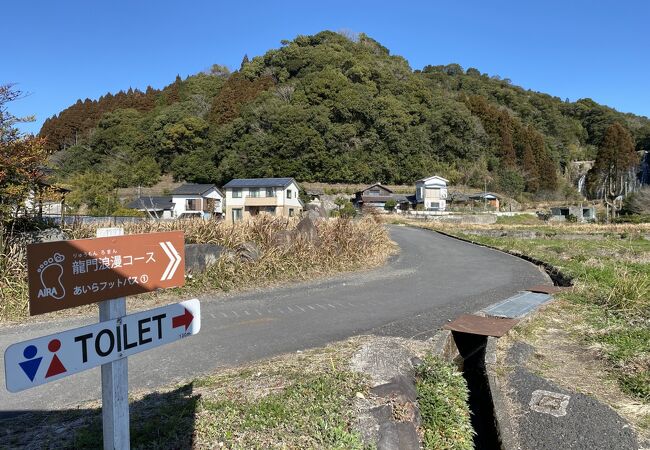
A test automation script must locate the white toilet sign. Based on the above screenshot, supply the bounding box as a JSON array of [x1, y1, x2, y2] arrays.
[[4, 299, 200, 393]]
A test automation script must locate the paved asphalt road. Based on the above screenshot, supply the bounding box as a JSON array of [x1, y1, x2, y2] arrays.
[[0, 226, 547, 415], [505, 341, 640, 449]]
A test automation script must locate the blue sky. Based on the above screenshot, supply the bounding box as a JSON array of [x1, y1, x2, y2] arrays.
[[4, 0, 649, 134]]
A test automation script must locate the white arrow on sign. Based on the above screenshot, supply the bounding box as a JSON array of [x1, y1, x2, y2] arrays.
[[160, 241, 182, 281], [4, 299, 200, 393]]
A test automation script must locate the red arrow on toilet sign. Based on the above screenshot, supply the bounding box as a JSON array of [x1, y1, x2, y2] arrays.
[[4, 299, 201, 392], [172, 308, 194, 331]]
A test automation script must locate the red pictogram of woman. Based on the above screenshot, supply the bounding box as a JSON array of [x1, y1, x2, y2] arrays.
[[45, 339, 67, 378]]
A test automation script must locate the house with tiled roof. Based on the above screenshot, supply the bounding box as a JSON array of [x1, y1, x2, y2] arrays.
[[126, 196, 175, 219], [170, 183, 223, 219], [222, 178, 302, 222], [353, 183, 411, 212]]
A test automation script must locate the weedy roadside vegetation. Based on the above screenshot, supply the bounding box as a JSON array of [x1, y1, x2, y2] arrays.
[[0, 338, 370, 449], [401, 218, 648, 404], [0, 336, 475, 449], [416, 355, 474, 450], [0, 215, 395, 322], [455, 233, 649, 402]]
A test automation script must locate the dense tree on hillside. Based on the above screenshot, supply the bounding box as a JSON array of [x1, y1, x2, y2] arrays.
[[464, 95, 557, 192], [586, 122, 639, 200], [40, 87, 160, 152], [67, 171, 119, 216], [240, 54, 250, 70], [208, 73, 275, 124], [40, 31, 650, 203]]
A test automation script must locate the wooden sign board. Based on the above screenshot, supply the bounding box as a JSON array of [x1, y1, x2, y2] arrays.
[[27, 231, 185, 315]]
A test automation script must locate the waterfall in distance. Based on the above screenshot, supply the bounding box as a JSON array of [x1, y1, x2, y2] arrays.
[[640, 151, 650, 186], [577, 173, 587, 196], [572, 153, 649, 199]]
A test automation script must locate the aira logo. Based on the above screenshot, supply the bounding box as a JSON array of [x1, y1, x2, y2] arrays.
[[37, 253, 66, 300]]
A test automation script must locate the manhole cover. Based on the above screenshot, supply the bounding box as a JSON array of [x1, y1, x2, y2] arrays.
[[529, 389, 570, 417]]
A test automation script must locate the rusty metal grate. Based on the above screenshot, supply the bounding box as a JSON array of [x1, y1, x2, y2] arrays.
[[444, 314, 519, 337]]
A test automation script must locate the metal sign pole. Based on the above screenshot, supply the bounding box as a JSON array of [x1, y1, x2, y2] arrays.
[[96, 227, 130, 450]]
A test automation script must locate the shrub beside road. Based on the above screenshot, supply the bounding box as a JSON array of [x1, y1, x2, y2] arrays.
[[0, 216, 395, 323]]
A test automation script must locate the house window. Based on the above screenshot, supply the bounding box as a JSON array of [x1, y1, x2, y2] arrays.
[[266, 187, 275, 197], [232, 208, 243, 222], [249, 188, 260, 198], [288, 208, 294, 217], [429, 202, 440, 210], [232, 188, 242, 198], [287, 190, 292, 199], [186, 199, 199, 211], [368, 189, 381, 196]]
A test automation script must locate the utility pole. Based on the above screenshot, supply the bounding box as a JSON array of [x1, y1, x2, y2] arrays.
[[483, 178, 487, 211]]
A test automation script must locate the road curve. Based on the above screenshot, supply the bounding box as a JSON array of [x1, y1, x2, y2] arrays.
[[0, 226, 548, 415]]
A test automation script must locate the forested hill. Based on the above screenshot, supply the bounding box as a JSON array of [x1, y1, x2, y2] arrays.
[[41, 31, 650, 199]]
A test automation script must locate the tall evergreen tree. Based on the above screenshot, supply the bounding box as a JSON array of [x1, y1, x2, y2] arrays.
[[586, 122, 639, 199], [498, 115, 516, 168], [240, 54, 250, 70], [521, 143, 540, 192]]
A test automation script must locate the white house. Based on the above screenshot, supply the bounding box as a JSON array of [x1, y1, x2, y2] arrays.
[[21, 168, 71, 218], [222, 178, 303, 223], [415, 175, 449, 211], [170, 184, 223, 219]]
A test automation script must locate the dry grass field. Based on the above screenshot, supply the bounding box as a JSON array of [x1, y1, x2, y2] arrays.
[[0, 216, 395, 323]]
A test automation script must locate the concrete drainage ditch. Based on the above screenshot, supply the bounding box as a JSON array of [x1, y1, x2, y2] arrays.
[[349, 321, 536, 449], [350, 228, 573, 449]]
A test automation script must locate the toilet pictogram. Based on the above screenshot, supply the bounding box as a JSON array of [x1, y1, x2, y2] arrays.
[[5, 298, 200, 393], [19, 345, 43, 382], [44, 339, 66, 378]]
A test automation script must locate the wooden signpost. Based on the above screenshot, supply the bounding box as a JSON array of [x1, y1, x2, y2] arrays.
[[5, 228, 198, 450], [26, 230, 185, 315]]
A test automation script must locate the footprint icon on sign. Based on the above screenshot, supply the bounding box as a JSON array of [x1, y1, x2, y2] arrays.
[[37, 253, 66, 300]]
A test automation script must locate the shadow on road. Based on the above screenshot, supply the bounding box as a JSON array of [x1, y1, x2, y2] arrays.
[[0, 383, 200, 449]]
